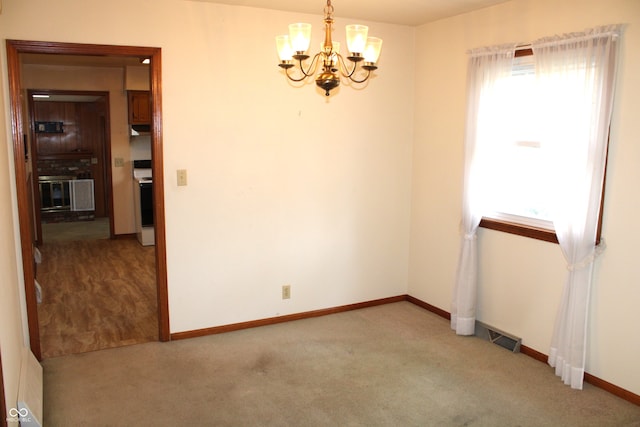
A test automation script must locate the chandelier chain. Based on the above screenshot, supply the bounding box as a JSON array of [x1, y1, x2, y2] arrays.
[[324, 0, 334, 20]]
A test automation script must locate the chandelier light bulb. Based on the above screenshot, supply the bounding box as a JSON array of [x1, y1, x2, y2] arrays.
[[276, 35, 293, 61], [346, 25, 368, 55], [363, 37, 383, 64], [288, 23, 312, 53]]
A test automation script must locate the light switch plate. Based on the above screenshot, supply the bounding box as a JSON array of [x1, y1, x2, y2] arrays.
[[177, 169, 187, 186]]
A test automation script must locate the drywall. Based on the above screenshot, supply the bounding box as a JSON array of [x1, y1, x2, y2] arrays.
[[0, 42, 27, 416], [409, 0, 640, 395], [159, 3, 415, 332], [0, 1, 414, 339]]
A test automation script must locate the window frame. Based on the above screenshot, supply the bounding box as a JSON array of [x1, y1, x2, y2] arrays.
[[478, 47, 608, 246]]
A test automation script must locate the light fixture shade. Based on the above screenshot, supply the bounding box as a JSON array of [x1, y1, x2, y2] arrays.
[[363, 37, 383, 63], [345, 24, 368, 54], [289, 23, 312, 53], [276, 35, 293, 61]]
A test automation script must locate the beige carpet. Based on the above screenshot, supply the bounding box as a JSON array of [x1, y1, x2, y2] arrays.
[[42, 302, 640, 426]]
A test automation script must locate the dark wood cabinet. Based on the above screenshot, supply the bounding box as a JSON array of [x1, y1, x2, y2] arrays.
[[128, 91, 151, 124]]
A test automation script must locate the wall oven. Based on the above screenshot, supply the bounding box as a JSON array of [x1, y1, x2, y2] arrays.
[[39, 176, 73, 211], [38, 176, 95, 213]]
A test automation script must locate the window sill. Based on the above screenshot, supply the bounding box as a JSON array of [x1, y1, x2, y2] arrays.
[[479, 217, 558, 244]]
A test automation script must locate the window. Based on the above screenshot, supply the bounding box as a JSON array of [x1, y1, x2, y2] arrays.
[[477, 48, 607, 244], [454, 27, 620, 389]]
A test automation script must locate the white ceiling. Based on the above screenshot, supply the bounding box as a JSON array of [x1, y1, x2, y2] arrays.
[[18, 0, 511, 69], [193, 0, 511, 26]]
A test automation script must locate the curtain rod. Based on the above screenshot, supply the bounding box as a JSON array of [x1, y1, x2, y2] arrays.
[[515, 44, 533, 57]]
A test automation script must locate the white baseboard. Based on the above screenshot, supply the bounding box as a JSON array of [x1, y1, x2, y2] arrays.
[[16, 347, 43, 427]]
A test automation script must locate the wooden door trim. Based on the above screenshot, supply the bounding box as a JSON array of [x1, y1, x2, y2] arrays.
[[0, 349, 6, 427], [25, 91, 43, 245], [6, 40, 170, 358]]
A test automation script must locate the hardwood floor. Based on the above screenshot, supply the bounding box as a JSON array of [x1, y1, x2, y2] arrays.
[[41, 217, 110, 242], [36, 222, 157, 359]]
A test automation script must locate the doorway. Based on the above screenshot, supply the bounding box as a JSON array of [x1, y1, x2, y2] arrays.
[[6, 40, 170, 360], [28, 90, 112, 244]]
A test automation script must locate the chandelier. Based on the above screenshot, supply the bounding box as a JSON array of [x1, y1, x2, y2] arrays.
[[275, 0, 383, 96]]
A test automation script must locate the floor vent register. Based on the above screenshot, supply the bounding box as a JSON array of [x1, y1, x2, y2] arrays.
[[475, 321, 522, 353]]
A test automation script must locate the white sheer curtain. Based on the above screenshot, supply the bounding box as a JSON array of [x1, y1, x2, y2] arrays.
[[533, 25, 621, 389], [451, 45, 515, 335]]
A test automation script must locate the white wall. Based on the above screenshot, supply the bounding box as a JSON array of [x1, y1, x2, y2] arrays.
[[3, 0, 637, 404], [160, 4, 414, 332], [409, 0, 640, 395], [0, 35, 28, 415], [0, 0, 414, 344]]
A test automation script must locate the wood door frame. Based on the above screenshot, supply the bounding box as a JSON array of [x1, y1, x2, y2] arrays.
[[28, 89, 113, 243], [0, 349, 6, 427], [6, 40, 170, 359]]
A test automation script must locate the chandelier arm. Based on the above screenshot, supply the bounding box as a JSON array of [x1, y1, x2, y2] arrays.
[[335, 54, 373, 83], [336, 54, 359, 79], [346, 69, 372, 84], [285, 53, 322, 82], [284, 68, 309, 82], [299, 53, 322, 77]]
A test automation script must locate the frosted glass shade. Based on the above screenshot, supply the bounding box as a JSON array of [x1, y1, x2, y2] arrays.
[[346, 24, 368, 54], [289, 23, 312, 53], [363, 37, 383, 63], [275, 35, 293, 61]]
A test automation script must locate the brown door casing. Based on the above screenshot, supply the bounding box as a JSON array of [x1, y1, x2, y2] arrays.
[[1, 348, 6, 427], [6, 40, 170, 359]]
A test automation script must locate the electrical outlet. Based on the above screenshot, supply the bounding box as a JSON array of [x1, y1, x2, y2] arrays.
[[177, 169, 187, 186], [114, 157, 125, 167], [282, 285, 291, 300]]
